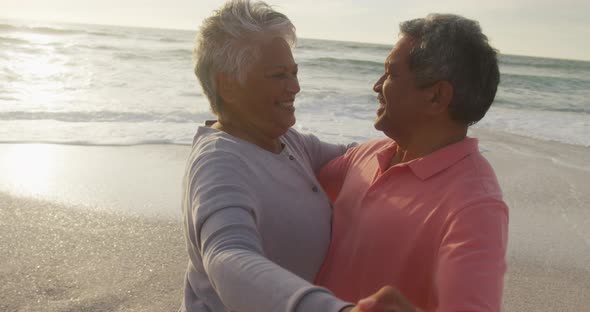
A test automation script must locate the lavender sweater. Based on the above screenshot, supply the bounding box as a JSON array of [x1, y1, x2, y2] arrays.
[[181, 126, 353, 312]]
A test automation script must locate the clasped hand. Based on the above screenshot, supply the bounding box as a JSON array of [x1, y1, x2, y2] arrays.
[[342, 286, 422, 312]]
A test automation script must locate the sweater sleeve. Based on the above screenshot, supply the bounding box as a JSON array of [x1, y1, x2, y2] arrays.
[[435, 201, 509, 312], [296, 131, 356, 173], [200, 208, 353, 312], [189, 150, 352, 312]]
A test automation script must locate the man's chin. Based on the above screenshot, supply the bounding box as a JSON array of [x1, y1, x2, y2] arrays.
[[373, 117, 385, 131]]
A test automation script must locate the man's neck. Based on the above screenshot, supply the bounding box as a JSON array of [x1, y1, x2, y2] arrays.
[[389, 127, 467, 168]]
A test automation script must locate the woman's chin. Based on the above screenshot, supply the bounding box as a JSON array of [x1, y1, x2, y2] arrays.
[[276, 115, 296, 134]]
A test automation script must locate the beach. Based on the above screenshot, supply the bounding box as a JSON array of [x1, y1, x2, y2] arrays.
[[0, 194, 185, 311], [0, 144, 188, 311], [1, 128, 588, 311]]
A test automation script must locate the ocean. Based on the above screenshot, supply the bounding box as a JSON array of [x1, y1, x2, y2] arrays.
[[1, 19, 589, 146]]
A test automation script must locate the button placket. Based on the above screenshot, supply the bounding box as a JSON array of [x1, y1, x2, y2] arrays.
[[282, 146, 321, 195]]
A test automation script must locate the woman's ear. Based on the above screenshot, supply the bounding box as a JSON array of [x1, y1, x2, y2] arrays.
[[216, 73, 239, 104]]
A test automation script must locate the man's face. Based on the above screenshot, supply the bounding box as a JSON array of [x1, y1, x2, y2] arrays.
[[373, 35, 429, 140]]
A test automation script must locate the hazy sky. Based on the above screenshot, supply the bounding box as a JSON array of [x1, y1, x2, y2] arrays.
[[1, 0, 589, 60]]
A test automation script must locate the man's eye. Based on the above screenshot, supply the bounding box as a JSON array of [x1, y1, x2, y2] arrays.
[[272, 72, 298, 79]]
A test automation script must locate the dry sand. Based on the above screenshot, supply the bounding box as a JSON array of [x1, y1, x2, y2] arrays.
[[471, 129, 590, 311], [0, 194, 186, 312], [0, 129, 589, 311]]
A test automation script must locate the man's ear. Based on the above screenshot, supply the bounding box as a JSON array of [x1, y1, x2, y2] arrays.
[[425, 80, 453, 115], [216, 73, 239, 104]]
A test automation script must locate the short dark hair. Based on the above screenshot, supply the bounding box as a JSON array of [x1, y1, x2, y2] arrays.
[[400, 14, 500, 125]]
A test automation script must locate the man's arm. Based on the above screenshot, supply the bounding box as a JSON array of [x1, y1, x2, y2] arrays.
[[349, 201, 508, 312], [435, 201, 509, 312]]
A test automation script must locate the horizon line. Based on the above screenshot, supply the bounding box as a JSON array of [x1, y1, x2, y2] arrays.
[[1, 16, 589, 63]]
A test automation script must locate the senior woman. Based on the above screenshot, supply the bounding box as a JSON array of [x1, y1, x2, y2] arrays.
[[181, 1, 356, 311]]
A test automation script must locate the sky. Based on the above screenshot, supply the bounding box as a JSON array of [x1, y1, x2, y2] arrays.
[[1, 0, 589, 61]]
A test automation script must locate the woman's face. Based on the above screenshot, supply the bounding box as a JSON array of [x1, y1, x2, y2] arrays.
[[228, 37, 300, 138]]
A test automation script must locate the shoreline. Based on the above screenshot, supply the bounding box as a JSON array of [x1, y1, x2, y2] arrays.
[[0, 126, 589, 149]]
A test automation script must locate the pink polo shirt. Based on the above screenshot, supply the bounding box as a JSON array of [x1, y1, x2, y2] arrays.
[[316, 137, 509, 312]]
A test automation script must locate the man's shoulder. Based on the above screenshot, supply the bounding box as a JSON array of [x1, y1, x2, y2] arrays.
[[347, 137, 394, 159], [443, 151, 505, 206], [351, 137, 391, 150]]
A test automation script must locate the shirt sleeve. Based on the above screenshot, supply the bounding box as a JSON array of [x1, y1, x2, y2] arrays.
[[316, 147, 355, 203], [189, 150, 352, 312], [435, 201, 509, 312], [297, 131, 356, 172]]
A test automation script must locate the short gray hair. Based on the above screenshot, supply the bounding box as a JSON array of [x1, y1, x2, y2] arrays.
[[400, 14, 500, 125], [194, 0, 296, 114]]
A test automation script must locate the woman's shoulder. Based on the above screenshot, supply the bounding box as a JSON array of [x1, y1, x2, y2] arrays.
[[191, 126, 247, 153], [188, 126, 250, 165], [282, 127, 304, 142], [281, 127, 319, 149]]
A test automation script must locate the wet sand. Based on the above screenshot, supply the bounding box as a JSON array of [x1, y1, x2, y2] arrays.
[[1, 129, 589, 311]]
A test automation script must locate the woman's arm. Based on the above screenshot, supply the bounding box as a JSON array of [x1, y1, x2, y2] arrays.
[[296, 131, 356, 173], [188, 150, 352, 312], [200, 207, 352, 312]]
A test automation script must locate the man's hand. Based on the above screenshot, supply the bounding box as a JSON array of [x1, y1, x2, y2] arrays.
[[346, 286, 422, 312]]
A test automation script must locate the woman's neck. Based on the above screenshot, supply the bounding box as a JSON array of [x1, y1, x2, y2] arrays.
[[212, 117, 283, 154]]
